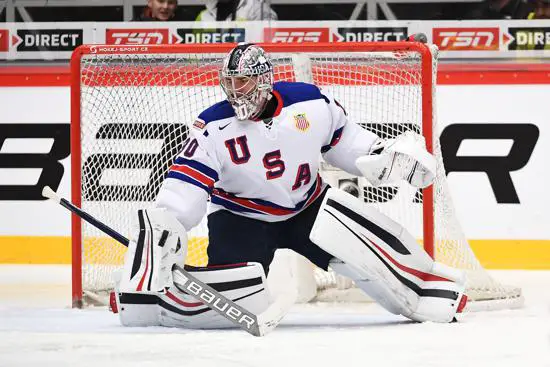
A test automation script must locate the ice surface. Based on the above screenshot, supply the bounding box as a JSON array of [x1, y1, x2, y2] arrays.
[[0, 265, 548, 367]]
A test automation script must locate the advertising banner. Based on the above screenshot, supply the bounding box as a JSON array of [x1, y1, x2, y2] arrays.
[[432, 27, 500, 51], [334, 27, 408, 42], [1, 20, 550, 61], [0, 23, 92, 60], [263, 27, 331, 43], [506, 27, 550, 50]]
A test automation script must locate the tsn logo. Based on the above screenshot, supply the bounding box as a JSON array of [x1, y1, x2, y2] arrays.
[[106, 29, 170, 45], [433, 28, 500, 50], [265, 28, 329, 43]]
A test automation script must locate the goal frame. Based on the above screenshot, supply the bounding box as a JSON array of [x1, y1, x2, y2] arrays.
[[70, 42, 435, 308]]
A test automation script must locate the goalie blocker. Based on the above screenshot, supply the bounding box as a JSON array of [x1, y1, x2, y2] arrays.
[[310, 188, 468, 323]]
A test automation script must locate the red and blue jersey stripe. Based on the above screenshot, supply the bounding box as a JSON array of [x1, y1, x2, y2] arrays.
[[167, 157, 219, 193], [211, 174, 325, 216]]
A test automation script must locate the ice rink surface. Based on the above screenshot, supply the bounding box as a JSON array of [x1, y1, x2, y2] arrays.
[[0, 265, 548, 367]]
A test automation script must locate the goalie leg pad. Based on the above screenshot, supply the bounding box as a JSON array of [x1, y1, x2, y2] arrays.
[[115, 262, 270, 329], [161, 262, 270, 329], [119, 208, 187, 294], [329, 259, 405, 315], [310, 188, 466, 323]]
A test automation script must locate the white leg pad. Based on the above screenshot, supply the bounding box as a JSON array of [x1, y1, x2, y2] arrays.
[[119, 208, 188, 293], [330, 259, 406, 315], [311, 188, 467, 323], [114, 262, 271, 329], [114, 294, 161, 327]]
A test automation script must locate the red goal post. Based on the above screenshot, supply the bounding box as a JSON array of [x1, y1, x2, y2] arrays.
[[70, 42, 520, 310]]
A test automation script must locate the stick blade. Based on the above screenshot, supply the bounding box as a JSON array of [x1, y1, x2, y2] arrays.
[[256, 290, 297, 336], [42, 186, 60, 203]]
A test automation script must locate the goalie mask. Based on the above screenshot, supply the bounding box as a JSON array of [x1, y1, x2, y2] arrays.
[[220, 43, 274, 121]]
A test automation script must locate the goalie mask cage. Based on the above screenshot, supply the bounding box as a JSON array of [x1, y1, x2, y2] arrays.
[[71, 42, 523, 310]]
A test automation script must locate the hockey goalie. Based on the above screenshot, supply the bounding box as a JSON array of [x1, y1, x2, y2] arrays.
[[111, 42, 468, 330]]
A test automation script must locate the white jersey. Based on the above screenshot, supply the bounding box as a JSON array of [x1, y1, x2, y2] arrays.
[[156, 82, 378, 230]]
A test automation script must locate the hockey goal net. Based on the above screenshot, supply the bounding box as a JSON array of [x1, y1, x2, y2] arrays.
[[71, 42, 522, 310]]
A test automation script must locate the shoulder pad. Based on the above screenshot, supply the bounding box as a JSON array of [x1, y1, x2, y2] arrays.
[[197, 100, 235, 125], [273, 82, 323, 107]]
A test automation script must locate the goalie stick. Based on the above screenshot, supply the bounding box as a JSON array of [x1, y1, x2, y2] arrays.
[[42, 186, 295, 337]]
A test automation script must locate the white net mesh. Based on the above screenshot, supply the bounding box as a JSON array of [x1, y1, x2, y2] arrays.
[[75, 44, 522, 309]]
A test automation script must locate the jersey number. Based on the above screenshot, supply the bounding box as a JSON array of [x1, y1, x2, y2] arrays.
[[182, 138, 198, 158]]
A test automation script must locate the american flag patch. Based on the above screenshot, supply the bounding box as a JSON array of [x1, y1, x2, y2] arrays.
[[294, 113, 310, 132], [193, 119, 206, 130]]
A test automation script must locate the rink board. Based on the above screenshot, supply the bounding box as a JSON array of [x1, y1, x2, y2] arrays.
[[0, 70, 548, 268]]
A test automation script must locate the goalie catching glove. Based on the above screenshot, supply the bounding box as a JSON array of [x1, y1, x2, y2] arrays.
[[357, 131, 436, 189]]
